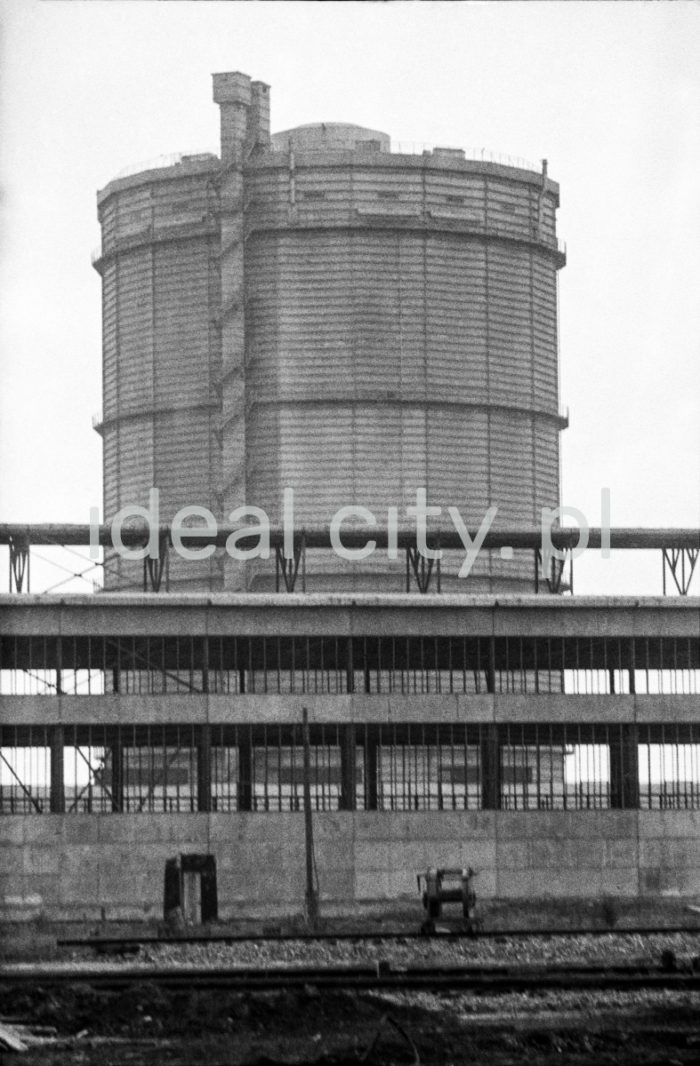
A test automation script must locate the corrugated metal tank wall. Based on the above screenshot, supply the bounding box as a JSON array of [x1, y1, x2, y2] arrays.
[[96, 83, 566, 594], [95, 156, 224, 591], [241, 135, 566, 591]]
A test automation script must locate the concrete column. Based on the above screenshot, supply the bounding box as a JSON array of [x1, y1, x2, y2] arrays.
[[54, 635, 63, 697], [197, 724, 212, 813], [199, 638, 211, 813], [339, 724, 356, 811], [480, 637, 501, 808], [237, 727, 253, 811], [628, 638, 636, 695], [50, 725, 65, 814], [480, 723, 501, 810], [610, 724, 640, 809], [364, 735, 378, 811], [486, 635, 496, 695], [110, 741, 124, 813], [201, 637, 210, 695], [345, 638, 355, 694]]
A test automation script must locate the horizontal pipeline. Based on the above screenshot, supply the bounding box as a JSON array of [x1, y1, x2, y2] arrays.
[[1, 524, 698, 552]]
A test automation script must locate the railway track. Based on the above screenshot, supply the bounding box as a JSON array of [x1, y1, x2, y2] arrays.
[[4, 959, 700, 993], [56, 924, 700, 951]]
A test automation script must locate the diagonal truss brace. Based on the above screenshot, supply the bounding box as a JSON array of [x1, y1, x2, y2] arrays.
[[406, 544, 441, 594], [8, 535, 30, 593], [143, 533, 170, 592], [275, 535, 306, 593], [662, 547, 699, 596], [0, 750, 43, 812], [66, 746, 115, 814], [535, 548, 573, 594]]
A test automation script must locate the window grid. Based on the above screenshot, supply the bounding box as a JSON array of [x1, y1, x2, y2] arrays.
[[1, 635, 696, 697], [4, 722, 700, 814]]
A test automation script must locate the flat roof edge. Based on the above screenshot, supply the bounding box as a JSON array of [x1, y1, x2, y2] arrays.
[[1, 594, 698, 610]]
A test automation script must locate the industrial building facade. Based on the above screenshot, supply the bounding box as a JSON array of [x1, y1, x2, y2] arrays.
[[1, 593, 699, 920], [1, 72, 698, 924]]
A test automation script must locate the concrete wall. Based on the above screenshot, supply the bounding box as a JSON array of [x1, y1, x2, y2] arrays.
[[3, 810, 699, 922]]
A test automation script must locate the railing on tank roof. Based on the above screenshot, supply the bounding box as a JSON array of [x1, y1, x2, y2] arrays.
[[110, 145, 544, 178], [270, 138, 541, 172], [391, 143, 541, 172], [108, 145, 547, 183], [112, 150, 219, 181]]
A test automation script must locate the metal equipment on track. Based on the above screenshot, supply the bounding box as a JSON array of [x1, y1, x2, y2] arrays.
[[418, 866, 477, 934]]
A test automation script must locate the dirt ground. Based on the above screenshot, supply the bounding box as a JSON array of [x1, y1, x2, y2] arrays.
[[2, 983, 700, 1065]]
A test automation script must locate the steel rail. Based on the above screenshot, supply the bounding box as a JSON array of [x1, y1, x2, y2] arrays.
[[56, 925, 700, 950], [3, 961, 700, 993]]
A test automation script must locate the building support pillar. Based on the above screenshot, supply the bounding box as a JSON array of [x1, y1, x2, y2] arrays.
[[609, 724, 640, 810], [486, 635, 496, 695], [110, 740, 124, 813], [480, 724, 501, 810], [197, 724, 212, 813], [50, 725, 65, 813], [339, 724, 356, 811], [237, 726, 253, 812], [345, 637, 355, 695], [364, 734, 378, 811]]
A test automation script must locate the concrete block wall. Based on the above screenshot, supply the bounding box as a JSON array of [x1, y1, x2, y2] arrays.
[[2, 809, 700, 922], [493, 812, 640, 899], [638, 812, 700, 895], [351, 811, 496, 900]]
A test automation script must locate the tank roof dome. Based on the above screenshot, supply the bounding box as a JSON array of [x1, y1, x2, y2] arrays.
[[271, 123, 390, 153]]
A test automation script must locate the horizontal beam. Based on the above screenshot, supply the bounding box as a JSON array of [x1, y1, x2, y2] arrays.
[[1, 594, 698, 642], [1, 694, 698, 727]]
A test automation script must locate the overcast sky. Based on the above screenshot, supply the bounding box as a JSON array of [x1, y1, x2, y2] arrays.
[[0, 0, 698, 594]]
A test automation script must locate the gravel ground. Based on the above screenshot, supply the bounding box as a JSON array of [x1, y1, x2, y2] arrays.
[[376, 985, 700, 1018], [32, 930, 700, 971], [4, 937, 700, 1065]]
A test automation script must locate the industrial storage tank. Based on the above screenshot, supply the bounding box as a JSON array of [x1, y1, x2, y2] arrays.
[[94, 71, 566, 593], [93, 154, 224, 591], [223, 83, 567, 592]]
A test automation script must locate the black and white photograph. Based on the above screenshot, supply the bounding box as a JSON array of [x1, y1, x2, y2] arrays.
[[0, 1, 699, 1063]]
